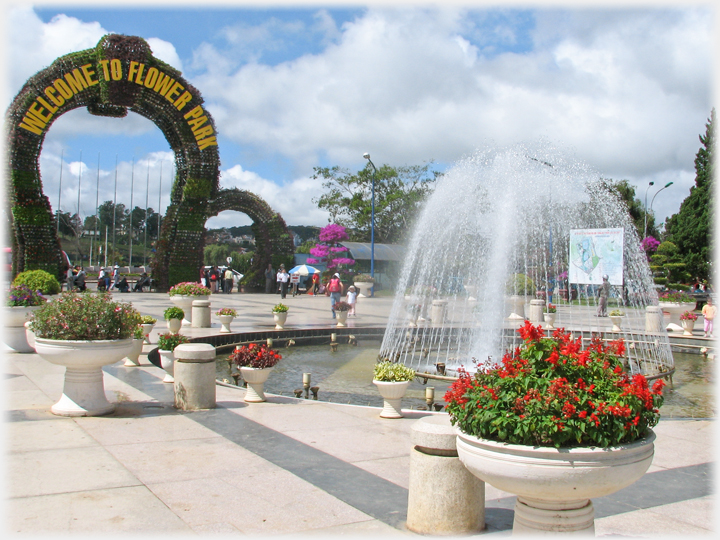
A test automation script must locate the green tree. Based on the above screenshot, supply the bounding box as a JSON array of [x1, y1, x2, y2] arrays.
[[649, 241, 690, 288], [599, 179, 660, 240], [312, 162, 439, 244], [665, 109, 715, 280]]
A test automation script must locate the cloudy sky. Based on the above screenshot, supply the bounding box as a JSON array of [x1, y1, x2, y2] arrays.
[[2, 0, 716, 233]]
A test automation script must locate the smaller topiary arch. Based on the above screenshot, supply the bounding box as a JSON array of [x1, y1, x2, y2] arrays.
[[208, 189, 295, 287]]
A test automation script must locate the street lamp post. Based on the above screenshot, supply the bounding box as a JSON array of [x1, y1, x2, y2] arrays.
[[649, 182, 674, 230], [643, 181, 654, 239], [363, 152, 377, 297]]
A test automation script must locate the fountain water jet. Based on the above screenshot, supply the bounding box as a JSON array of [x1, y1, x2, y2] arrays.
[[380, 142, 674, 378]]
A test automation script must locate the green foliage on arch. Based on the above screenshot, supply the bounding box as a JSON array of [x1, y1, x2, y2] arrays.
[[5, 34, 295, 291]]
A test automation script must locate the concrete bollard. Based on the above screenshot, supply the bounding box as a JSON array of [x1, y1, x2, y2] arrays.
[[645, 306, 663, 333], [173, 343, 216, 410], [407, 415, 485, 535], [431, 300, 448, 324], [529, 299, 545, 324], [191, 299, 212, 328]]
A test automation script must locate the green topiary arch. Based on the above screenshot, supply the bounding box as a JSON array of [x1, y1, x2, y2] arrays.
[[6, 34, 292, 290]]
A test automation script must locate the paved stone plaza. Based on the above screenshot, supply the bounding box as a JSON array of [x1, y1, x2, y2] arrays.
[[4, 291, 715, 535]]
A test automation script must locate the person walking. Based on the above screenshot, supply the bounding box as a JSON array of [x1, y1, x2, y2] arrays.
[[224, 267, 234, 294], [346, 285, 357, 317], [702, 297, 716, 338], [277, 264, 289, 299], [209, 266, 219, 293], [596, 275, 610, 317], [265, 263, 275, 294], [311, 272, 320, 296], [328, 273, 343, 318], [108, 264, 120, 291]]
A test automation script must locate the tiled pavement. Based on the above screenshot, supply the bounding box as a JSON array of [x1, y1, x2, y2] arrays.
[[3, 291, 715, 536]]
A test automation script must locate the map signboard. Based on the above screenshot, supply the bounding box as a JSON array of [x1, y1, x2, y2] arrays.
[[569, 228, 624, 285]]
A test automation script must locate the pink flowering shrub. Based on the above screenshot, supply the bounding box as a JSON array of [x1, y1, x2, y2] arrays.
[[307, 223, 355, 269]]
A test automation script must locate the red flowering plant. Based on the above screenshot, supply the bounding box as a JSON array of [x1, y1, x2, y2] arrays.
[[445, 322, 665, 448], [229, 343, 282, 369]]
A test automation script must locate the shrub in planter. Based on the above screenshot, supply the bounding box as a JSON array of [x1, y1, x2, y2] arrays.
[[353, 273, 375, 283], [29, 292, 141, 340], [229, 343, 282, 369], [140, 315, 158, 324], [163, 306, 185, 321], [217, 307, 237, 317], [332, 301, 351, 312], [680, 311, 698, 321], [609, 309, 625, 317], [445, 322, 666, 448], [658, 290, 694, 303], [272, 303, 289, 313], [157, 332, 191, 351], [373, 360, 416, 382], [12, 269, 60, 295], [168, 282, 212, 296], [545, 303, 557, 313], [7, 284, 47, 307]]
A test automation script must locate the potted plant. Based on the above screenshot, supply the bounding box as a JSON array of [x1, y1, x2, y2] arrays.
[[164, 306, 185, 333], [168, 282, 211, 325], [505, 273, 535, 319], [609, 309, 625, 332], [272, 303, 289, 329], [28, 292, 141, 416], [228, 343, 282, 402], [217, 307, 238, 333], [140, 315, 157, 344], [123, 325, 146, 367], [5, 284, 48, 353], [157, 332, 191, 383], [658, 290, 696, 330], [445, 322, 665, 534], [679, 310, 698, 336], [543, 303, 557, 329], [373, 360, 416, 418], [353, 273, 375, 297], [332, 301, 351, 327], [12, 269, 61, 296]]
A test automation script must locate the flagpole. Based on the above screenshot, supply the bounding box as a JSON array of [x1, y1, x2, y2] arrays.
[[129, 157, 135, 268]]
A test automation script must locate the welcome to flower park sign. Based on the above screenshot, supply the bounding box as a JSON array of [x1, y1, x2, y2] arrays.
[[6, 34, 293, 291]]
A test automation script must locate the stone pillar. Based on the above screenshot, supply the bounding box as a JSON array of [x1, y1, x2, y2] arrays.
[[645, 306, 663, 333], [529, 299, 545, 324], [173, 343, 216, 410], [191, 299, 211, 328], [407, 415, 485, 535]]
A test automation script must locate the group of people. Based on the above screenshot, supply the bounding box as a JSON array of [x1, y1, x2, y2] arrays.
[[202, 266, 235, 294], [63, 264, 152, 293], [263, 264, 358, 317]]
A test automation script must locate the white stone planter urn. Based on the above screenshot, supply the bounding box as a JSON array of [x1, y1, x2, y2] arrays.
[[507, 295, 528, 320], [658, 301, 696, 331], [681, 318, 697, 336], [456, 429, 655, 535], [34, 337, 134, 416], [373, 380, 410, 418], [336, 310, 348, 327], [273, 311, 287, 330], [158, 349, 175, 383], [543, 312, 556, 329], [218, 314, 235, 333], [166, 318, 182, 334], [609, 315, 625, 332], [240, 366, 273, 402], [4, 305, 42, 353], [140, 323, 155, 343], [169, 294, 209, 325], [353, 281, 374, 298], [123, 338, 145, 366]]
